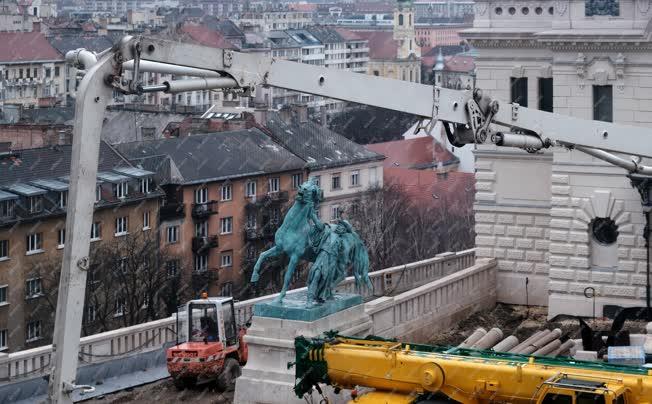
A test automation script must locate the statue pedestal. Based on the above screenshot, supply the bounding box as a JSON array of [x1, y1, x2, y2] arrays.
[[234, 301, 372, 404], [253, 290, 362, 321]]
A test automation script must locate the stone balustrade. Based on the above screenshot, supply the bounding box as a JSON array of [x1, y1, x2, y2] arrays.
[[0, 249, 476, 381]]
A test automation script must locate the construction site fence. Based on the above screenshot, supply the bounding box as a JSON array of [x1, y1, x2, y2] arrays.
[[0, 248, 475, 381]]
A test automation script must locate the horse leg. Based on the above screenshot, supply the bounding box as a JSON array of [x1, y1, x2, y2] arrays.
[[250, 245, 282, 284], [275, 253, 299, 303]]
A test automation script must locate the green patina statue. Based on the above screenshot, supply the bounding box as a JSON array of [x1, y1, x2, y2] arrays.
[[250, 178, 372, 305]]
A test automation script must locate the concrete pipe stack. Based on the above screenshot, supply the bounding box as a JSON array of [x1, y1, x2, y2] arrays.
[[458, 327, 575, 358]]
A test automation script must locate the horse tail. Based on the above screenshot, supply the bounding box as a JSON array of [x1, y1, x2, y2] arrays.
[[351, 235, 372, 295]]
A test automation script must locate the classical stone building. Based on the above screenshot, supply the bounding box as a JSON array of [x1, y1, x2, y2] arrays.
[[463, 0, 652, 317]]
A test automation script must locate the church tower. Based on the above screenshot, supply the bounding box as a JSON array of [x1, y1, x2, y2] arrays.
[[393, 0, 420, 60]]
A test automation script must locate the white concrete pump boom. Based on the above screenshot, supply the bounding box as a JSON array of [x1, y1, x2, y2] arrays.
[[48, 35, 652, 403]]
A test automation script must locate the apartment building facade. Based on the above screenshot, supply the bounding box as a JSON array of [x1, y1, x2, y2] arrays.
[[0, 142, 161, 352], [0, 31, 66, 107], [116, 129, 307, 298], [237, 10, 313, 32]]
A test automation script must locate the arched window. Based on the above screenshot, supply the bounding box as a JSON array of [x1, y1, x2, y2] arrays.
[[409, 14, 412, 26], [398, 14, 404, 25], [409, 70, 413, 82]]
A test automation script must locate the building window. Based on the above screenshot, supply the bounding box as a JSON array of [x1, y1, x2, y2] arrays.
[[54, 66, 60, 77], [220, 217, 233, 234], [221, 251, 233, 267], [0, 240, 8, 259], [194, 254, 208, 272], [58, 228, 65, 248], [143, 211, 150, 230], [0, 200, 14, 218], [58, 191, 68, 209], [28, 195, 43, 213], [195, 187, 208, 204], [593, 85, 613, 122], [114, 295, 125, 317], [246, 181, 256, 197], [195, 221, 208, 237], [585, 0, 619, 16], [166, 259, 179, 277], [331, 173, 341, 190], [26, 278, 42, 298], [95, 185, 102, 203], [538, 78, 553, 113], [220, 282, 233, 297], [313, 175, 321, 187], [113, 182, 128, 199], [0, 285, 7, 304], [369, 167, 379, 186], [140, 178, 151, 194], [268, 177, 280, 193], [26, 233, 43, 254], [510, 77, 528, 107], [330, 205, 341, 220], [221, 184, 232, 201], [246, 212, 256, 229], [167, 225, 179, 243], [86, 304, 97, 323], [91, 222, 101, 240], [350, 170, 359, 187], [292, 173, 303, 189], [45, 68, 51, 78], [398, 13, 404, 25], [0, 329, 6, 350], [26, 320, 41, 342], [115, 217, 128, 236]]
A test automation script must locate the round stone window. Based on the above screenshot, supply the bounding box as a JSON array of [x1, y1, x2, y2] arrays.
[[548, 6, 554, 15], [591, 217, 619, 245], [535, 7, 543, 14], [522, 7, 529, 14], [495, 7, 503, 15], [508, 7, 516, 14]]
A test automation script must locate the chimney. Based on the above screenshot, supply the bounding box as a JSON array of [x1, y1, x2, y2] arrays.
[[294, 103, 308, 123], [32, 21, 41, 32]]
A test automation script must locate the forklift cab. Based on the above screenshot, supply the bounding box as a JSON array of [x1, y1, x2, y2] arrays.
[[186, 296, 238, 346]]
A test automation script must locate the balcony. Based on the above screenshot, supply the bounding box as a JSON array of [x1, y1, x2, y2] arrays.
[[244, 227, 260, 241], [192, 235, 218, 254], [261, 220, 280, 238], [245, 191, 289, 209], [160, 202, 185, 221], [191, 201, 218, 219]]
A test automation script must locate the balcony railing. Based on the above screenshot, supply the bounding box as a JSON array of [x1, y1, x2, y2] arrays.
[[191, 235, 218, 253], [245, 191, 289, 209], [191, 200, 218, 219], [244, 227, 260, 241], [159, 202, 185, 221]]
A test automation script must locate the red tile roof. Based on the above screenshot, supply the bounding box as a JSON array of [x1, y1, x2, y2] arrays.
[[333, 27, 363, 41], [365, 137, 457, 170], [288, 3, 317, 11], [444, 55, 475, 73], [179, 23, 237, 50], [351, 30, 397, 60], [0, 32, 63, 63], [385, 167, 475, 215]]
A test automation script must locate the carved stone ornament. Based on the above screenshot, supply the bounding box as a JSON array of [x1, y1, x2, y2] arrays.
[[540, 64, 553, 79], [575, 53, 587, 88], [512, 65, 526, 78], [638, 0, 651, 13], [474, 2, 488, 16], [556, 0, 569, 15], [614, 53, 626, 92]]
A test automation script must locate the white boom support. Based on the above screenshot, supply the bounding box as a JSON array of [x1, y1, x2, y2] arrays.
[[47, 36, 652, 403]]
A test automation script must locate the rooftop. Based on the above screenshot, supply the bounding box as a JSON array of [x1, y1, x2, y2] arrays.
[[115, 129, 306, 185], [263, 111, 385, 171], [349, 30, 397, 60], [365, 137, 458, 170], [179, 23, 237, 49], [0, 32, 63, 63]]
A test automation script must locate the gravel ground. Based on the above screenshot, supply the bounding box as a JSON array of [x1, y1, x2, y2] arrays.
[[83, 379, 234, 404]]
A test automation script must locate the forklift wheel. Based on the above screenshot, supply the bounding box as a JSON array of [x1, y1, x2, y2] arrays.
[[173, 376, 197, 390], [217, 358, 241, 392]]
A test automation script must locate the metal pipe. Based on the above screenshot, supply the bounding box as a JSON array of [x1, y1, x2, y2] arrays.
[[510, 330, 545, 354], [494, 132, 545, 150], [458, 328, 486, 348], [471, 328, 503, 350], [533, 339, 562, 356], [137, 84, 169, 93], [163, 77, 238, 93], [123, 60, 222, 78], [65, 49, 98, 70], [550, 339, 575, 357], [575, 145, 652, 175], [492, 335, 519, 352]]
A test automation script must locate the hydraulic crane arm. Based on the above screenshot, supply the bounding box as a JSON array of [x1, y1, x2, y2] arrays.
[[49, 35, 652, 403]]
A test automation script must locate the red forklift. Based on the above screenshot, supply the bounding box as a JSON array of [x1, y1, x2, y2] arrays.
[[166, 294, 248, 390]]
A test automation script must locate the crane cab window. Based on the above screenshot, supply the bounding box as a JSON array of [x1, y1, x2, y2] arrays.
[[543, 394, 572, 404], [189, 303, 219, 343], [222, 301, 237, 346], [576, 393, 606, 404]]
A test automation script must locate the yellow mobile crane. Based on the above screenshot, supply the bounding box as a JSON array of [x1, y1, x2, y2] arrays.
[[292, 334, 652, 404]]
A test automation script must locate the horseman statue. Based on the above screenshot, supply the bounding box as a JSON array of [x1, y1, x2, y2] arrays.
[[250, 177, 372, 305]]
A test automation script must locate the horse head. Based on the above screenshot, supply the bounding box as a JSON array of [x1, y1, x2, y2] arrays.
[[296, 177, 323, 206]]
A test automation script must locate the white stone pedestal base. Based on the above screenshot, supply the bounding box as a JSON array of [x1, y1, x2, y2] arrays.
[[234, 304, 372, 404]]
